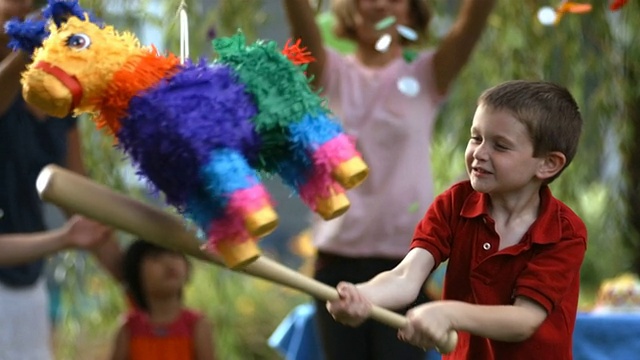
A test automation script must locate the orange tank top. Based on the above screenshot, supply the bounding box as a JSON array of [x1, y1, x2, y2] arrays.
[[126, 308, 202, 359]]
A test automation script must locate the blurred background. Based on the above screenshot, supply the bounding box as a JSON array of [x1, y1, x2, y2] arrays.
[[38, 0, 640, 358]]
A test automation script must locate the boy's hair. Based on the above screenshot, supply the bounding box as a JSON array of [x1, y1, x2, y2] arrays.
[[123, 239, 188, 311], [331, 0, 431, 44], [478, 80, 583, 183]]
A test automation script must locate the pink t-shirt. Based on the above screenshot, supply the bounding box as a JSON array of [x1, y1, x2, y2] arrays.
[[312, 48, 445, 258]]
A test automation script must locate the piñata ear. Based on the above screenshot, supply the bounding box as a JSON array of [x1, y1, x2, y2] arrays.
[[3, 0, 102, 55], [43, 0, 88, 27], [4, 17, 49, 54]]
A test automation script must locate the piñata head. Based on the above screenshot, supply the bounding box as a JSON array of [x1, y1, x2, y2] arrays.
[[6, 0, 369, 268]]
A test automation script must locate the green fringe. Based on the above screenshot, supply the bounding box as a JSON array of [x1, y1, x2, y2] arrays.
[[212, 31, 329, 132]]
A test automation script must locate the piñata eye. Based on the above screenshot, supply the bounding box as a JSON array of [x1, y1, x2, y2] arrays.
[[67, 34, 91, 50]]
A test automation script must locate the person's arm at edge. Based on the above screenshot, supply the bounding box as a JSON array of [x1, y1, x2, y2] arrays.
[[281, 0, 326, 88], [0, 50, 28, 116], [0, 227, 79, 265], [432, 0, 497, 95], [194, 316, 216, 360]]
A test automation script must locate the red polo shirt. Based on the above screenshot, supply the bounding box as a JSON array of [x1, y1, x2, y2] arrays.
[[411, 181, 587, 360]]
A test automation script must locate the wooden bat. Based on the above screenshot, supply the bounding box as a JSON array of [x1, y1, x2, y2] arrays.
[[36, 164, 457, 354]]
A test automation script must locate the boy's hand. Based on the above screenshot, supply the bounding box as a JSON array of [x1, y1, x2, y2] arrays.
[[398, 301, 454, 350], [326, 281, 372, 327]]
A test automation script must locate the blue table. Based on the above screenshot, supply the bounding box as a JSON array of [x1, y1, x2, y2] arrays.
[[573, 311, 640, 360], [269, 304, 640, 360]]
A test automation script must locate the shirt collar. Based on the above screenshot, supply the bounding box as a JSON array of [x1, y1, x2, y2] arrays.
[[460, 186, 562, 245]]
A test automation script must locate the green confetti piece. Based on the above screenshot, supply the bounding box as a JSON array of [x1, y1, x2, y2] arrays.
[[408, 201, 420, 213], [375, 16, 396, 31], [402, 48, 418, 63]]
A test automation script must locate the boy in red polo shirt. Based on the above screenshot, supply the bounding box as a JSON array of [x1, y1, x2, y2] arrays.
[[327, 80, 586, 359]]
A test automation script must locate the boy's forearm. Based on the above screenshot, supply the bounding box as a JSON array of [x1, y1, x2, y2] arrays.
[[445, 300, 546, 342], [358, 248, 436, 310], [357, 270, 424, 310]]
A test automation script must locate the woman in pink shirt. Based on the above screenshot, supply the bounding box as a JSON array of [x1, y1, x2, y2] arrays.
[[281, 1, 496, 359]]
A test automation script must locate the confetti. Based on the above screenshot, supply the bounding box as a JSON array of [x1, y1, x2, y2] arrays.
[[552, 1, 592, 25], [397, 24, 418, 42], [408, 201, 420, 213], [375, 16, 396, 31], [402, 48, 418, 63], [537, 6, 557, 26], [610, 0, 629, 11], [375, 33, 392, 52], [397, 76, 421, 97]]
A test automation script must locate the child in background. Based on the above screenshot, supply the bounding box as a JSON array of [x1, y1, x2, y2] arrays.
[[111, 240, 215, 360], [281, 0, 496, 359], [327, 80, 587, 359]]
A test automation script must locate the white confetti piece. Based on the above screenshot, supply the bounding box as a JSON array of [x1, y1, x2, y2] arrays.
[[397, 76, 421, 97], [537, 6, 557, 26], [396, 24, 418, 41], [375, 33, 392, 52]]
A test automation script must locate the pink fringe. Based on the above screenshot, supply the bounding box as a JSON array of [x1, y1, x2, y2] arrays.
[[227, 184, 273, 214], [298, 168, 345, 210], [205, 184, 273, 247], [312, 134, 359, 168], [206, 214, 251, 248]]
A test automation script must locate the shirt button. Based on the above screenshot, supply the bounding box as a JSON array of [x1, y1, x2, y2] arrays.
[[482, 242, 491, 250], [0, 208, 4, 219]]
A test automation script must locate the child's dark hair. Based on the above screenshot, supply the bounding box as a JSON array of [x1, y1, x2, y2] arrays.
[[478, 80, 583, 183], [123, 239, 188, 311]]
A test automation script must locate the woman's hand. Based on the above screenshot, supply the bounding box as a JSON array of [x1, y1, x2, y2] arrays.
[[63, 215, 114, 250]]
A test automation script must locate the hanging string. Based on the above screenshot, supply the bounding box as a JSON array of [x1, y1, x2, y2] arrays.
[[178, 0, 189, 64]]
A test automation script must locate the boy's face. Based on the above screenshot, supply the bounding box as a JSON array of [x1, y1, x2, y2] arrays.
[[465, 104, 546, 195]]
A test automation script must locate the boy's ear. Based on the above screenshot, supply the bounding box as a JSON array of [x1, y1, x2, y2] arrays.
[[537, 151, 566, 180]]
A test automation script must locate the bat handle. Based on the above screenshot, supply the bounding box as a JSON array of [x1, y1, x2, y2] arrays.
[[245, 257, 458, 353]]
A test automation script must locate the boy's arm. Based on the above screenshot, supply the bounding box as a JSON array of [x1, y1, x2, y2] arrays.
[[327, 248, 436, 325], [358, 248, 435, 308], [281, 0, 326, 88], [432, 0, 496, 95], [194, 317, 215, 360], [400, 296, 547, 348]]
